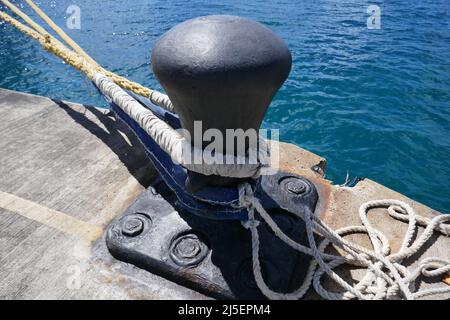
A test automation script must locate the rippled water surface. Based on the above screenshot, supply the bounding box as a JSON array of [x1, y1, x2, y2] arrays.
[[1, 0, 449, 212]]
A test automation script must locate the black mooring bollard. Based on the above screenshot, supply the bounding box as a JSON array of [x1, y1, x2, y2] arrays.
[[108, 17, 319, 298], [151, 15, 292, 189]]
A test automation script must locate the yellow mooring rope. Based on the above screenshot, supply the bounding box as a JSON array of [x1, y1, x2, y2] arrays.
[[0, 0, 174, 112]]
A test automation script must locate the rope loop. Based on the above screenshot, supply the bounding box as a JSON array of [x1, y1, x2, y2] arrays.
[[238, 182, 450, 300]]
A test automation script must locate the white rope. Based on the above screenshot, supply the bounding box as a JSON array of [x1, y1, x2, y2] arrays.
[[94, 73, 269, 178], [147, 90, 174, 113], [239, 183, 450, 300]]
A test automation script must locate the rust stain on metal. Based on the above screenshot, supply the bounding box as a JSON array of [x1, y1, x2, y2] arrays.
[[178, 268, 228, 297], [308, 176, 332, 221]]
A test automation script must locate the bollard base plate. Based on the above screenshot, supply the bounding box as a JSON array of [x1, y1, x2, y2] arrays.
[[105, 172, 318, 299]]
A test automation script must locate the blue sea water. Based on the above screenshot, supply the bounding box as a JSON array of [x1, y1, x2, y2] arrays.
[[0, 0, 449, 213]]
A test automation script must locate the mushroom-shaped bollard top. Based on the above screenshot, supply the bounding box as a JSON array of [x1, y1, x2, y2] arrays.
[[151, 15, 292, 154]]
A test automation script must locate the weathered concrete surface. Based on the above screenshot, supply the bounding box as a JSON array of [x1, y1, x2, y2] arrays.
[[0, 88, 448, 299], [316, 180, 449, 299], [271, 133, 450, 299], [0, 88, 206, 299]]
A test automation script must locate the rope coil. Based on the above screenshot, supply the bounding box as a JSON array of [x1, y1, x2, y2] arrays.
[[239, 183, 450, 300]]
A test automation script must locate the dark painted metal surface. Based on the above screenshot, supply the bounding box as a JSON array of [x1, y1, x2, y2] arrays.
[[151, 15, 292, 141], [151, 15, 292, 187], [106, 171, 318, 299], [105, 16, 317, 298]]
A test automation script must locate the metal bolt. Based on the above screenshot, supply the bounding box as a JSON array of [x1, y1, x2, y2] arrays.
[[121, 216, 145, 237], [285, 180, 306, 195], [175, 237, 201, 259], [170, 233, 208, 267]]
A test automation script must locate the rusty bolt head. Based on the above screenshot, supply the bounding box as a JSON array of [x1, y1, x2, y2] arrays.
[[175, 237, 201, 259], [169, 233, 208, 267], [121, 216, 145, 237], [285, 180, 306, 195]]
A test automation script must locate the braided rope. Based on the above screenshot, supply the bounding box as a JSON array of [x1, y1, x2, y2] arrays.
[[0, 3, 174, 112], [239, 183, 450, 300]]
